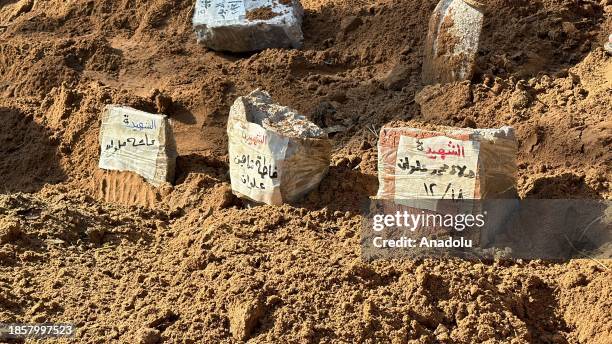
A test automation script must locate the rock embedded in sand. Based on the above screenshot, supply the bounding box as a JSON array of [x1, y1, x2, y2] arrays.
[[86, 227, 106, 245], [561, 22, 579, 38], [193, 0, 304, 52], [98, 106, 177, 187], [228, 299, 265, 341], [152, 91, 173, 115], [509, 91, 531, 113]]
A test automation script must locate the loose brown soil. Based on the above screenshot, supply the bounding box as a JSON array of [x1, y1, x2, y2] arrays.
[[246, 7, 280, 21], [0, 0, 610, 343]]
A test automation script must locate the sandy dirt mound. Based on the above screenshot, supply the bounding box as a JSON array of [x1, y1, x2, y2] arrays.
[[0, 0, 611, 343], [1, 190, 610, 343]]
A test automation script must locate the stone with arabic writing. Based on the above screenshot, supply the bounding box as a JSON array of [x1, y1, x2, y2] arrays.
[[98, 105, 177, 186], [377, 126, 518, 201], [375, 126, 518, 247], [193, 0, 304, 52], [227, 89, 331, 205]]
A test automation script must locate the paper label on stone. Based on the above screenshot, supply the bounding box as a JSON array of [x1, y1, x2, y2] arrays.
[[228, 120, 289, 205], [195, 0, 246, 24], [394, 135, 480, 200], [99, 106, 170, 186]]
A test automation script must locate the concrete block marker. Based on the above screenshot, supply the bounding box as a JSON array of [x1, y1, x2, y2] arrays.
[[377, 126, 518, 201], [193, 0, 304, 52], [373, 126, 518, 248], [228, 89, 331, 205], [423, 0, 485, 84], [99, 106, 177, 187]]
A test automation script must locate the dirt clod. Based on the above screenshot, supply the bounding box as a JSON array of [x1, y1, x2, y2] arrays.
[[382, 63, 411, 91], [136, 328, 161, 344], [228, 299, 265, 341], [154, 93, 173, 115], [0, 217, 23, 245]]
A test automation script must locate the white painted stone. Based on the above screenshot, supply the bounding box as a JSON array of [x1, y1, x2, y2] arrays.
[[377, 126, 517, 201], [227, 90, 331, 205], [98, 106, 177, 186], [193, 0, 304, 52]]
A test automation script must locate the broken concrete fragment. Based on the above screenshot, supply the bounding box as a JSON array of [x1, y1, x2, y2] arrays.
[[193, 0, 304, 52], [98, 105, 177, 187], [422, 0, 485, 84], [228, 89, 331, 205]]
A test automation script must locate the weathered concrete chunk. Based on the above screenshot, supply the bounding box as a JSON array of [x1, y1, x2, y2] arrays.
[[98, 106, 177, 186], [193, 0, 304, 52], [422, 0, 485, 84], [228, 89, 331, 205]]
